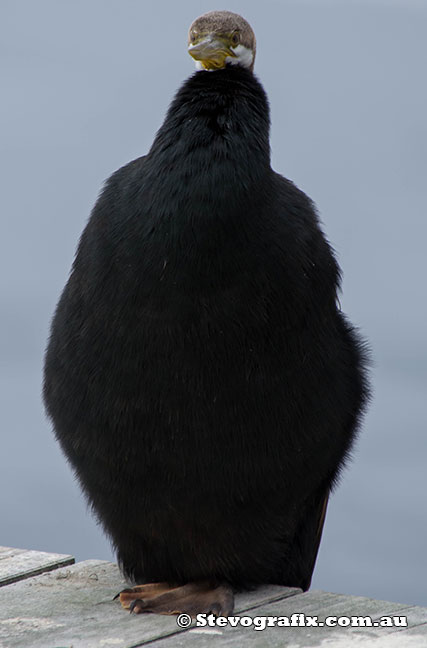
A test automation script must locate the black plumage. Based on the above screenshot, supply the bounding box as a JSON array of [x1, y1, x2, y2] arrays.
[[44, 63, 369, 601]]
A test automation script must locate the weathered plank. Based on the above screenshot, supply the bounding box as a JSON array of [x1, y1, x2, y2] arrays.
[[2, 552, 426, 647], [0, 559, 300, 648], [152, 590, 427, 647], [0, 546, 74, 587]]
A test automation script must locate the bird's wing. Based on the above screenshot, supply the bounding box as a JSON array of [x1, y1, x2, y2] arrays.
[[310, 490, 329, 579], [304, 489, 330, 590], [288, 488, 330, 591]]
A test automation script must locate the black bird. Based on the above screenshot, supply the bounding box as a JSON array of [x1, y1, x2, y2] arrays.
[[43, 10, 369, 616]]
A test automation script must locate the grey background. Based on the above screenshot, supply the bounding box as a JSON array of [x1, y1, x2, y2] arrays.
[[1, 0, 426, 607]]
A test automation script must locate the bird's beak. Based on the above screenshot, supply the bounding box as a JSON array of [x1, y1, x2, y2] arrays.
[[188, 34, 237, 70]]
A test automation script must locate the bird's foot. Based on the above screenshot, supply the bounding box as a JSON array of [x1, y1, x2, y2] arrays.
[[117, 581, 234, 617]]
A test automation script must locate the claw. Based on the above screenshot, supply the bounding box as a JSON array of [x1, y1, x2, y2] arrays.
[[114, 587, 134, 601], [129, 598, 145, 614], [210, 602, 222, 617]]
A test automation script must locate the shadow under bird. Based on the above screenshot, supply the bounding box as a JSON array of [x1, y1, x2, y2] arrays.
[[43, 10, 369, 616]]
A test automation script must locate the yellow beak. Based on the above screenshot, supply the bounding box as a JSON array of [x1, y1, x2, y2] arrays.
[[188, 35, 236, 70]]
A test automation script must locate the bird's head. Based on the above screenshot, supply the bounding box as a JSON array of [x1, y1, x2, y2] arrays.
[[188, 10, 256, 72]]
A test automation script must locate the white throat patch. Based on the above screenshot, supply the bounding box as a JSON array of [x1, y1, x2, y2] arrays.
[[227, 44, 254, 69], [193, 44, 254, 71]]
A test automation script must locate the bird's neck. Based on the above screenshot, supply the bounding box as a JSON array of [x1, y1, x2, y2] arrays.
[[146, 67, 271, 214]]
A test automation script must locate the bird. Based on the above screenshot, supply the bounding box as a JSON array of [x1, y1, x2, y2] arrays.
[[43, 10, 369, 617]]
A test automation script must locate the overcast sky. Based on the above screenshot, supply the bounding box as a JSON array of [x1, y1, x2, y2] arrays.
[[1, 0, 426, 607]]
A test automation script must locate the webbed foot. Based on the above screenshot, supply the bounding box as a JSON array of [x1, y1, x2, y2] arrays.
[[117, 581, 234, 617]]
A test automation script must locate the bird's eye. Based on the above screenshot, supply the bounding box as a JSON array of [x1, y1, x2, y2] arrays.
[[190, 32, 197, 43], [231, 31, 240, 45]]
